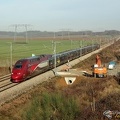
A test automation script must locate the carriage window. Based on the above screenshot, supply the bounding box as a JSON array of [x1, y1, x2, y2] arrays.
[[15, 64, 22, 69]]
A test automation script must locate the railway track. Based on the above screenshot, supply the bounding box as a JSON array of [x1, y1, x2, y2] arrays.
[[0, 74, 18, 92], [0, 42, 115, 105], [0, 74, 10, 82]]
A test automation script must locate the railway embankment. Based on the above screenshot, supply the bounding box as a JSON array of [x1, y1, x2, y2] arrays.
[[0, 42, 115, 106]]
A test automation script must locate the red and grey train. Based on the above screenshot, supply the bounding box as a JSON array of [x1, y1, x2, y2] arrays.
[[11, 44, 100, 82], [11, 54, 52, 82]]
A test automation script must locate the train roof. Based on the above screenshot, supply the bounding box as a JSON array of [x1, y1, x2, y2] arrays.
[[27, 54, 44, 59], [16, 54, 52, 62], [52, 44, 99, 57]]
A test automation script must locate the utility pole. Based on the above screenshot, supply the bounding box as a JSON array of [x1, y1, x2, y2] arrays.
[[80, 40, 82, 56], [25, 24, 28, 43], [60, 29, 65, 40], [7, 42, 12, 73], [14, 25, 17, 42], [61, 30, 63, 40], [53, 41, 60, 74], [54, 31, 56, 39], [99, 38, 101, 47], [54, 42, 57, 72], [10, 42, 12, 73], [92, 39, 93, 51], [67, 29, 72, 49], [10, 24, 32, 43]]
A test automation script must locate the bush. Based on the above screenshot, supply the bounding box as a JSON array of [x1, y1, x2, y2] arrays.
[[23, 92, 80, 120]]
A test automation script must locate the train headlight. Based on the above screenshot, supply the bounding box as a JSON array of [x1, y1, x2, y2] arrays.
[[17, 73, 21, 75]]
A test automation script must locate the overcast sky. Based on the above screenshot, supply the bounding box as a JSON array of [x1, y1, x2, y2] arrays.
[[0, 0, 120, 32]]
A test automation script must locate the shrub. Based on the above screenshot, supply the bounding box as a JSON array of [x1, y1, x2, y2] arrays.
[[23, 92, 80, 120]]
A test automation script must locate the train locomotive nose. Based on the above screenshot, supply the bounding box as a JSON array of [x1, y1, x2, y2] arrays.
[[11, 72, 23, 82]]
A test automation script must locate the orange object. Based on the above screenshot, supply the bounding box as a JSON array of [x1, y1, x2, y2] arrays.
[[96, 55, 101, 67], [93, 67, 107, 77], [93, 55, 107, 78]]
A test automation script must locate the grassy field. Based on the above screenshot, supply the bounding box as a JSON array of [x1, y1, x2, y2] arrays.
[[0, 35, 113, 67]]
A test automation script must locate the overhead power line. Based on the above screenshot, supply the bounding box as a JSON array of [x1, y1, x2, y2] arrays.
[[10, 24, 33, 43]]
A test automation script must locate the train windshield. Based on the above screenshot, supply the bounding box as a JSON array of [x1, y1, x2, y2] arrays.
[[15, 64, 22, 69]]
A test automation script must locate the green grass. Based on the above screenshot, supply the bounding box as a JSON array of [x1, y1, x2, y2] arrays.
[[0, 40, 75, 59], [0, 36, 112, 66], [0, 39, 93, 66]]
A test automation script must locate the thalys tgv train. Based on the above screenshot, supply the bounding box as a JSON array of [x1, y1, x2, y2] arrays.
[[11, 44, 100, 82]]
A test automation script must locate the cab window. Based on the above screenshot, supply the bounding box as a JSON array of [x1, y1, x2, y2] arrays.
[[15, 64, 22, 69]]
